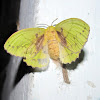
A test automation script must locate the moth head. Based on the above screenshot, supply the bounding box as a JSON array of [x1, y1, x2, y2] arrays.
[[46, 26, 55, 32]]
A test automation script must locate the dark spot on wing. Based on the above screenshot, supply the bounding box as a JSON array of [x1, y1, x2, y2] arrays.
[[84, 27, 86, 29], [82, 30, 84, 32], [61, 28, 63, 32], [67, 54, 69, 56], [17, 46, 19, 48], [35, 33, 38, 38], [12, 46, 14, 48], [9, 45, 10, 46], [80, 33, 81, 35], [73, 37, 75, 39], [75, 43, 77, 46], [71, 53, 73, 55]]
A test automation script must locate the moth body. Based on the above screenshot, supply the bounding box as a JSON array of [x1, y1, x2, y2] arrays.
[[45, 26, 60, 60]]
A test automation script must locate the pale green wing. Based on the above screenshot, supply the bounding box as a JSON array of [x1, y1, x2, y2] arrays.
[[55, 18, 90, 63], [4, 28, 45, 58], [4, 28, 50, 68], [23, 44, 50, 68], [59, 44, 81, 64]]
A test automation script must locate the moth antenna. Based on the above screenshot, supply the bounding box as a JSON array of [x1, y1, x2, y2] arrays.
[[53, 24, 57, 26], [51, 18, 58, 26], [37, 26, 47, 28], [37, 24, 49, 27]]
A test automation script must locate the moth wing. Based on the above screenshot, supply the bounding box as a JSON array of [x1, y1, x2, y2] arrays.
[[23, 44, 50, 68], [4, 28, 45, 58], [55, 18, 90, 63], [59, 44, 80, 64]]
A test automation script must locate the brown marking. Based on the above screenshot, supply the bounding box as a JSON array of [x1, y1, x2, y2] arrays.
[[51, 31, 55, 33], [57, 29, 67, 47], [61, 28, 63, 32], [35, 33, 38, 38], [71, 53, 73, 55], [17, 46, 19, 48], [35, 34, 44, 51], [75, 43, 77, 46], [84, 27, 86, 29], [82, 30, 84, 32], [73, 37, 75, 39]]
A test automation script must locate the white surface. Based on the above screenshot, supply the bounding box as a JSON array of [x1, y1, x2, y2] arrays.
[[30, 0, 100, 100], [10, 0, 100, 100]]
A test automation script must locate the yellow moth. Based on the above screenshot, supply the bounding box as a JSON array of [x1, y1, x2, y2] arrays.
[[4, 18, 90, 68]]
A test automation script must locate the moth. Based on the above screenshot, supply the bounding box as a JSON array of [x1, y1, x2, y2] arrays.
[[4, 18, 90, 68]]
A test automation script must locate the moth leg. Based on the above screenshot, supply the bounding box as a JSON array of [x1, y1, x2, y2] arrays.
[[62, 67, 70, 84], [52, 59, 61, 67], [60, 63, 70, 84]]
